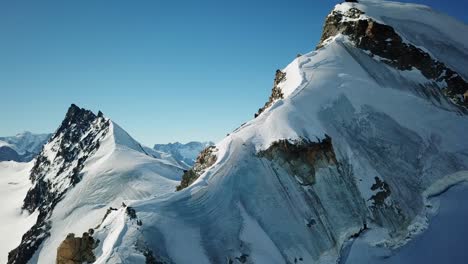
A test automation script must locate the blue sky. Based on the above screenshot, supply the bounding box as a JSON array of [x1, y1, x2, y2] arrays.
[[0, 0, 466, 146]]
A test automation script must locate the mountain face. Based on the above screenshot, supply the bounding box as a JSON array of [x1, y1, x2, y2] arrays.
[[83, 1, 467, 264], [153, 141, 214, 167], [5, 104, 184, 264], [2, 1, 468, 264], [0, 132, 51, 162]]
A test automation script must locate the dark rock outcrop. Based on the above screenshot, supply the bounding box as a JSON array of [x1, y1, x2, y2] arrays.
[[56, 231, 99, 264], [176, 146, 217, 191], [255, 69, 287, 118], [258, 136, 337, 185], [369, 177, 391, 207], [318, 8, 468, 108], [8, 104, 110, 264]]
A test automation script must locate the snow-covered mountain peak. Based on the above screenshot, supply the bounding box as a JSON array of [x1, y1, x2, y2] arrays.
[[92, 2, 468, 263], [316, 0, 468, 109], [3, 2, 468, 264], [7, 104, 184, 264], [8, 104, 112, 263]]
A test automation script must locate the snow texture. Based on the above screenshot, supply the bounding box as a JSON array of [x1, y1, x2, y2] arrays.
[[2, 1, 468, 263]]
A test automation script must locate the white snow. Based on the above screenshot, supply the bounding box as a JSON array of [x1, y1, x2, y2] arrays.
[[2, 1, 468, 264], [32, 121, 184, 264], [342, 178, 468, 264], [238, 203, 284, 263], [0, 161, 38, 263], [95, 3, 468, 262]]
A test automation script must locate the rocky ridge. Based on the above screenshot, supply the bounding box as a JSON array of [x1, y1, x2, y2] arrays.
[[8, 104, 110, 264], [176, 145, 218, 191], [254, 69, 287, 118], [318, 6, 468, 109]]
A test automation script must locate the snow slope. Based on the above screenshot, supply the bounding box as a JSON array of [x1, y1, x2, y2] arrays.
[[2, 1, 467, 263], [342, 176, 468, 264], [0, 161, 37, 264], [29, 119, 184, 264], [93, 1, 468, 263], [3, 105, 185, 264]]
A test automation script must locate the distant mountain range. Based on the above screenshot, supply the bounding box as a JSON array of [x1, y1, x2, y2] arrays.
[[0, 132, 51, 162], [0, 132, 212, 167], [153, 141, 214, 167]]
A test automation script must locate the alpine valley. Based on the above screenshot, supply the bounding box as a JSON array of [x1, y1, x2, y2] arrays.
[[1, 0, 467, 263]]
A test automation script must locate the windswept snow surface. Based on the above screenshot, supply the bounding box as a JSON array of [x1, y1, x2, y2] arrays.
[[0, 161, 37, 263], [342, 175, 468, 264], [30, 121, 184, 264], [98, 1, 468, 263]]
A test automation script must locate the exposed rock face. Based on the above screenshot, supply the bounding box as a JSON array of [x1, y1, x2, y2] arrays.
[[176, 146, 217, 191], [318, 8, 468, 108], [258, 136, 337, 185], [369, 177, 391, 207], [257, 135, 371, 255], [8, 104, 110, 264], [56, 231, 98, 264], [254, 69, 287, 118]]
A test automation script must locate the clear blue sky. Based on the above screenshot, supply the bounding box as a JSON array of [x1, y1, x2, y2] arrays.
[[0, 0, 466, 146]]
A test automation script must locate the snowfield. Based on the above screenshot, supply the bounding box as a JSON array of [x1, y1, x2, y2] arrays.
[[0, 161, 37, 264]]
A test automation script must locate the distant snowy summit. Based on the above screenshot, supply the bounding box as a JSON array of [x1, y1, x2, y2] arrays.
[[153, 141, 214, 167], [0, 132, 51, 162], [0, 127, 211, 167]]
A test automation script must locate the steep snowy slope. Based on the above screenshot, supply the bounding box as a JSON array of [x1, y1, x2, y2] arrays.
[[0, 132, 51, 162], [92, 1, 468, 263], [5, 105, 184, 264]]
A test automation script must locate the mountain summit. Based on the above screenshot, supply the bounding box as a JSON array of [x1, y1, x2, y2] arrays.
[[83, 1, 467, 263], [6, 104, 183, 264]]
